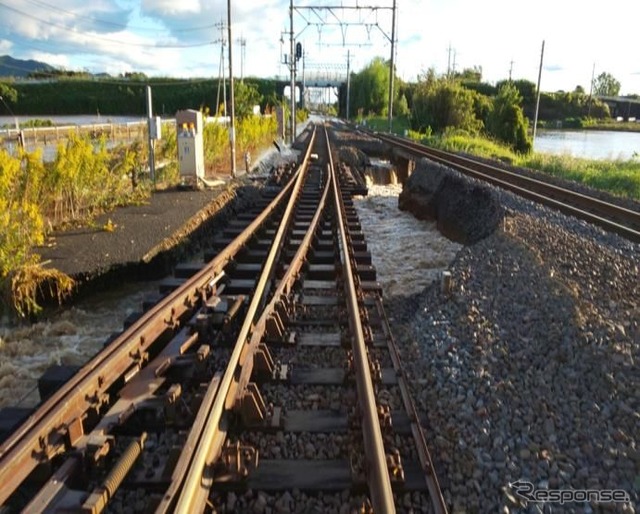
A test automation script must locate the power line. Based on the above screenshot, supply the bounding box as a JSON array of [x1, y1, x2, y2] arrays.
[[0, 2, 215, 48], [19, 0, 217, 33]]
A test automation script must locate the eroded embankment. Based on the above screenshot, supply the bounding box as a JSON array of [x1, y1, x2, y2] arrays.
[[38, 183, 262, 305], [399, 158, 504, 244]]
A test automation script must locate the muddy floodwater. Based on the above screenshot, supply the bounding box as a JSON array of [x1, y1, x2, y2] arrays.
[[0, 281, 159, 408], [0, 184, 461, 409], [353, 184, 462, 297]]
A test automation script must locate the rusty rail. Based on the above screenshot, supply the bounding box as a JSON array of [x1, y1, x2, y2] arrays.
[[172, 126, 318, 512], [330, 130, 396, 512], [2, 122, 450, 513]]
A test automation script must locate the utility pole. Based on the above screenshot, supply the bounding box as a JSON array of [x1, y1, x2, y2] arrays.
[[227, 0, 236, 177], [346, 50, 351, 121], [215, 21, 227, 117], [238, 36, 247, 82], [387, 0, 396, 132], [289, 0, 296, 144], [302, 48, 306, 109], [533, 40, 545, 144], [145, 85, 156, 185], [509, 59, 514, 81], [447, 43, 452, 78], [588, 62, 595, 117]]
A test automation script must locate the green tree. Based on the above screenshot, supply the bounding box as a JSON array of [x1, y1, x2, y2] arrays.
[[351, 57, 390, 115], [411, 70, 482, 133], [454, 66, 483, 82], [123, 71, 148, 81], [393, 93, 410, 117], [0, 83, 18, 105], [486, 83, 532, 153], [497, 79, 537, 106], [234, 81, 263, 118], [593, 72, 621, 96]]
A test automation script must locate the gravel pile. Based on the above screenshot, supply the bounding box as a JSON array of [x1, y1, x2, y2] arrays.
[[386, 183, 639, 512]]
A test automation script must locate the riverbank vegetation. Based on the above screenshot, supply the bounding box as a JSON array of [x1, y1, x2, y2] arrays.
[[347, 58, 639, 201]]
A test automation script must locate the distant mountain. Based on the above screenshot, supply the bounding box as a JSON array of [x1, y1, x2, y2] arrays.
[[0, 55, 56, 78]]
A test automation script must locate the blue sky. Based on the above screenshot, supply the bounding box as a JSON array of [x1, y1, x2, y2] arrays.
[[1, 0, 639, 94]]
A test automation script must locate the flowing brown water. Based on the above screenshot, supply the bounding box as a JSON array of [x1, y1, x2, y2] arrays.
[[0, 281, 159, 408], [353, 184, 462, 297]]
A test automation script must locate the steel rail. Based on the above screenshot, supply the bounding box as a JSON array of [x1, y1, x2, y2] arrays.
[[375, 297, 448, 514], [235, 127, 333, 397], [330, 129, 396, 512], [0, 137, 312, 506], [372, 131, 640, 243], [173, 126, 318, 513]]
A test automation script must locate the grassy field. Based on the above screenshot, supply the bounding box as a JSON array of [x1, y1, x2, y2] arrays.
[[359, 115, 410, 135]]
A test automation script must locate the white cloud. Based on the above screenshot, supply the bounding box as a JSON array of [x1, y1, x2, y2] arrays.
[[29, 52, 70, 68], [0, 40, 13, 52], [141, 0, 202, 17]]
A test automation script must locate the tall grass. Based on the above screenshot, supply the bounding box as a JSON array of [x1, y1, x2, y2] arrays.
[[0, 136, 149, 317], [160, 115, 277, 175], [361, 115, 410, 135], [520, 153, 640, 200], [409, 131, 640, 201]]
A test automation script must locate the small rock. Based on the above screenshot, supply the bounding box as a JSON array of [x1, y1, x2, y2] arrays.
[[227, 492, 237, 511], [253, 492, 268, 514], [305, 442, 316, 457]]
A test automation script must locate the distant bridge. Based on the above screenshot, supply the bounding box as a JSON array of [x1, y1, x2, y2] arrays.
[[274, 72, 348, 108], [596, 95, 640, 120], [303, 70, 347, 88], [275, 70, 347, 91]]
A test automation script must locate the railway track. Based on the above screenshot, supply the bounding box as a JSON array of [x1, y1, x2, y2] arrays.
[[0, 123, 446, 513], [368, 130, 640, 243]]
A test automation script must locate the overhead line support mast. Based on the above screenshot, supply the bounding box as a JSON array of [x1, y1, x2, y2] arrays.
[[288, 1, 397, 133]]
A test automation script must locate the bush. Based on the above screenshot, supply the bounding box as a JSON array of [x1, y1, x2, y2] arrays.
[[411, 76, 483, 134], [485, 83, 532, 154], [0, 136, 144, 317]]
